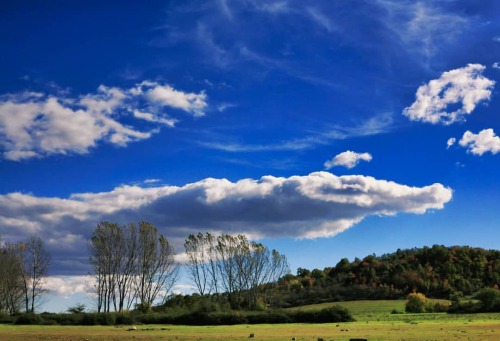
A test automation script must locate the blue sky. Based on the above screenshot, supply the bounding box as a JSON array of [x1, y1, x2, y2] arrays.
[[1, 0, 499, 312]]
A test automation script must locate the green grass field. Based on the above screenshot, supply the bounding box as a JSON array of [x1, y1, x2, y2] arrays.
[[285, 299, 452, 321], [285, 299, 408, 316], [1, 300, 499, 341]]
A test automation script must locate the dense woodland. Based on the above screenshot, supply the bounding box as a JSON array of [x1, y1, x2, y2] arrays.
[[270, 245, 500, 307]]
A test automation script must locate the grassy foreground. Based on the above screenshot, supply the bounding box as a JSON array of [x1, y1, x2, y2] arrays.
[[1, 301, 499, 340], [1, 318, 499, 341]]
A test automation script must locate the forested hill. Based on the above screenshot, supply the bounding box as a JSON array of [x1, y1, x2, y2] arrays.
[[275, 245, 500, 307]]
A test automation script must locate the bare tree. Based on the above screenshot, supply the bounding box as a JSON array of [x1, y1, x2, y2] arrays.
[[0, 242, 24, 314], [89, 222, 121, 313], [89, 221, 178, 312], [185, 233, 211, 295], [116, 224, 138, 312], [135, 222, 178, 310], [18, 235, 51, 313], [184, 232, 289, 309]]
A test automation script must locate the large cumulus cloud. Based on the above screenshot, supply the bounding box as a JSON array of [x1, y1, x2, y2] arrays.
[[0, 171, 452, 275]]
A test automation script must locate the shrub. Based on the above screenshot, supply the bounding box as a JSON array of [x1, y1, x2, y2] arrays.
[[474, 288, 500, 312], [405, 293, 427, 313], [14, 313, 43, 325], [67, 303, 86, 314], [81, 313, 116, 326], [135, 302, 152, 313], [40, 313, 82, 325], [290, 306, 354, 323], [314, 306, 354, 323], [0, 313, 15, 324], [42, 319, 58, 325], [115, 312, 136, 325]]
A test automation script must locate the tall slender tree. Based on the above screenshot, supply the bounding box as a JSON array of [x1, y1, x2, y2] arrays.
[[18, 235, 50, 313], [89, 221, 178, 312], [135, 221, 178, 310], [184, 232, 289, 309], [0, 241, 24, 314]]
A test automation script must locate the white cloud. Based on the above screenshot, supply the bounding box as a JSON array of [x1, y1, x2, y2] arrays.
[[0, 172, 452, 274], [458, 129, 500, 156], [403, 64, 495, 125], [133, 110, 177, 127], [447, 137, 456, 149], [45, 276, 95, 298], [324, 151, 373, 169], [377, 0, 469, 57], [493, 62, 500, 70], [0, 82, 208, 160], [139, 83, 207, 117]]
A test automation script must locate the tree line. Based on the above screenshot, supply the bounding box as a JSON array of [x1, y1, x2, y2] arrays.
[[2, 225, 499, 316], [272, 245, 500, 307], [89, 221, 178, 313], [89, 222, 289, 312], [184, 233, 289, 309], [0, 235, 50, 314]]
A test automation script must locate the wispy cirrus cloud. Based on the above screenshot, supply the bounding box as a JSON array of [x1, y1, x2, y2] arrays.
[[0, 81, 208, 161], [200, 113, 394, 153], [0, 171, 452, 274], [403, 64, 494, 125], [325, 151, 372, 169], [376, 0, 469, 57]]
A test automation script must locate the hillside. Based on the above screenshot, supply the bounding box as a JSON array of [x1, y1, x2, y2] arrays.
[[273, 245, 500, 307]]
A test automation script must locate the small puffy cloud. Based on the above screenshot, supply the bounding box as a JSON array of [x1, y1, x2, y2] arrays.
[[403, 64, 495, 125], [0, 171, 452, 274], [458, 129, 500, 156], [134, 81, 207, 117], [0, 82, 207, 160], [493, 62, 500, 70], [447, 137, 456, 149], [324, 151, 372, 169]]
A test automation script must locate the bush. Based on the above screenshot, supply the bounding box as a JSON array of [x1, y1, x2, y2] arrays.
[[448, 300, 481, 314], [40, 313, 82, 325], [81, 313, 116, 326], [66, 303, 86, 314], [115, 312, 136, 325], [290, 306, 354, 323], [405, 293, 428, 313], [474, 288, 500, 312], [42, 319, 58, 325], [14, 313, 43, 325], [0, 313, 15, 324], [247, 311, 291, 324]]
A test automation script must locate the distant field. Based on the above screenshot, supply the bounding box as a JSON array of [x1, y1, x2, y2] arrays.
[[284, 299, 451, 320], [285, 299, 407, 316]]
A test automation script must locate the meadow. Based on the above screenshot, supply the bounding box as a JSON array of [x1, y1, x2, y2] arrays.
[[1, 301, 499, 341]]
